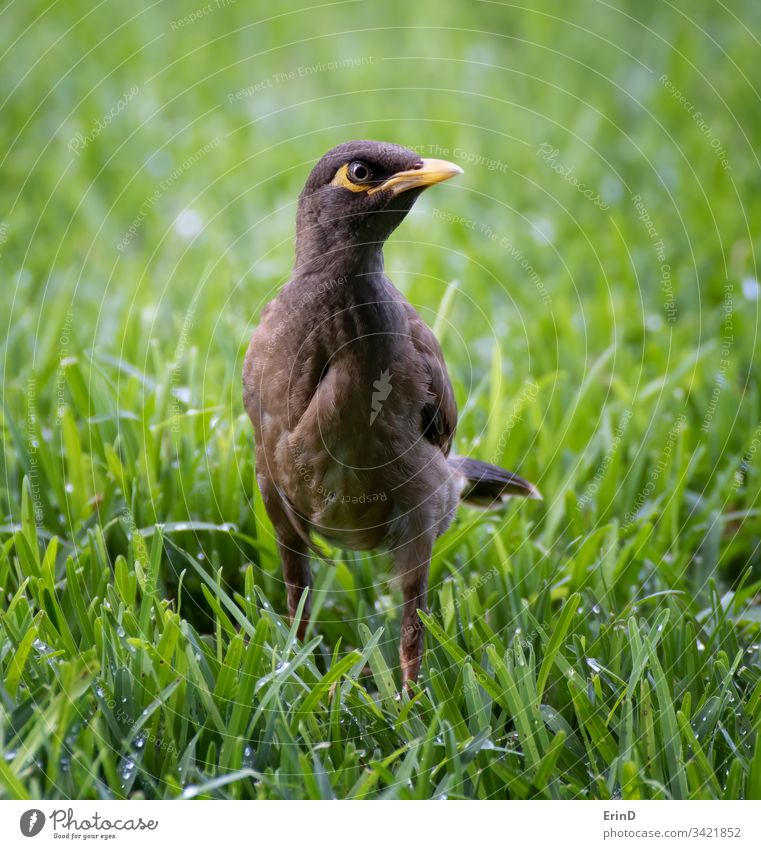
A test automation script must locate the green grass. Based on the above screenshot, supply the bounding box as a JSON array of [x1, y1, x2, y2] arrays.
[[1, 0, 761, 799]]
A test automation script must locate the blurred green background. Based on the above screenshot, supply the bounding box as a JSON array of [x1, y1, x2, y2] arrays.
[[3, 0, 759, 575]]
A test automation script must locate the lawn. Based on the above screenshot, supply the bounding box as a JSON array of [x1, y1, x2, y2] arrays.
[[1, 0, 760, 800]]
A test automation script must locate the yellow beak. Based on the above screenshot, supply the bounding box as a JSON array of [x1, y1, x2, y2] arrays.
[[367, 158, 463, 196]]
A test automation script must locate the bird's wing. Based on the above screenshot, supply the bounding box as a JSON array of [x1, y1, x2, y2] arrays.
[[404, 302, 457, 455]]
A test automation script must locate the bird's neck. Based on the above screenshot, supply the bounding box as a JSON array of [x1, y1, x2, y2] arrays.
[[294, 238, 385, 279], [290, 241, 394, 321]]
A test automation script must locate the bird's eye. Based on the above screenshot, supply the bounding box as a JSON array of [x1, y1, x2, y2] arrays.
[[347, 161, 372, 183]]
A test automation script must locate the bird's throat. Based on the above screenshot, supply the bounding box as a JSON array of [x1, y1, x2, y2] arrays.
[[294, 235, 385, 279]]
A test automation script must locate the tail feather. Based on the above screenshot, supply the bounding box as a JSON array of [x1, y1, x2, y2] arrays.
[[449, 455, 542, 507]]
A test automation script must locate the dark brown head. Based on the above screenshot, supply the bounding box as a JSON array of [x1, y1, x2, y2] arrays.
[[294, 140, 462, 268]]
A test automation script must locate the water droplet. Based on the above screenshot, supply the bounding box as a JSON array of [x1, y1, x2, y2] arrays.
[[32, 638, 54, 655], [646, 313, 663, 332], [530, 216, 555, 245], [175, 208, 204, 239], [120, 758, 136, 784], [742, 276, 760, 301]]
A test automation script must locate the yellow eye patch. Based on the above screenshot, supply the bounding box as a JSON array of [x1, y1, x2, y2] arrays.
[[329, 163, 372, 192]]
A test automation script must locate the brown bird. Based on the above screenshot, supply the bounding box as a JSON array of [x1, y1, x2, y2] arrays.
[[243, 140, 540, 685]]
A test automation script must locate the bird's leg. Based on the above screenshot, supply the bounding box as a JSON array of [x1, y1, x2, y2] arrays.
[[395, 536, 432, 687], [277, 535, 312, 641]]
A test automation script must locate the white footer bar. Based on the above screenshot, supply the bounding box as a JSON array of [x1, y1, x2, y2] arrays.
[[2, 799, 759, 848]]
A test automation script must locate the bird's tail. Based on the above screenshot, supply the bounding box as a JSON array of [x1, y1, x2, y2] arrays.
[[449, 455, 542, 508]]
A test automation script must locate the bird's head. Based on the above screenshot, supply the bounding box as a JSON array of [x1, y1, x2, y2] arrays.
[[294, 140, 462, 269]]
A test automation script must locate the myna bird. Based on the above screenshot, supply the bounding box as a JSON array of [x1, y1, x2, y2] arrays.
[[243, 140, 540, 685]]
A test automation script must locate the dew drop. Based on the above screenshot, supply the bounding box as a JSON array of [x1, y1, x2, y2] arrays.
[[120, 758, 136, 784]]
